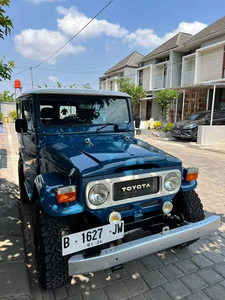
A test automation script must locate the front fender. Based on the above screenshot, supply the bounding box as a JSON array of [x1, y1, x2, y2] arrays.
[[180, 179, 197, 192], [33, 173, 84, 217], [180, 167, 197, 192]]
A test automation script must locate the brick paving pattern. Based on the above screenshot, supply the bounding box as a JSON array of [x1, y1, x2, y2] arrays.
[[0, 123, 31, 299], [2, 124, 225, 300]]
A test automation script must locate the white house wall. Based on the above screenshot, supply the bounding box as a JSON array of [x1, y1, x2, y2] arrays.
[[171, 52, 183, 87], [152, 65, 164, 89], [181, 55, 195, 85], [124, 67, 136, 83], [198, 45, 223, 82], [201, 34, 225, 48], [142, 67, 151, 90]]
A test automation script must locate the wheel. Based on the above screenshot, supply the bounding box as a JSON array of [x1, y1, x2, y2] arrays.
[[172, 190, 205, 245], [18, 158, 29, 203], [192, 130, 198, 142], [32, 199, 72, 290]]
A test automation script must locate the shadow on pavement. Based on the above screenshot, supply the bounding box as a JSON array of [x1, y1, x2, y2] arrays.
[[0, 149, 7, 169]]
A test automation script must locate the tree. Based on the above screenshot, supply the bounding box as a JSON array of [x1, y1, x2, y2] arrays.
[[82, 83, 92, 89], [154, 89, 177, 122], [0, 1, 14, 81], [0, 0, 13, 39], [57, 82, 62, 88], [0, 56, 14, 81], [0, 90, 14, 102], [116, 78, 146, 118]]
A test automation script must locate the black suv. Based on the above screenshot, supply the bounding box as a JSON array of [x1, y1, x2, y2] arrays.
[[172, 110, 225, 142]]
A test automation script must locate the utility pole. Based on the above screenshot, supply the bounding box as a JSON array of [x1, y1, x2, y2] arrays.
[[30, 66, 34, 89]]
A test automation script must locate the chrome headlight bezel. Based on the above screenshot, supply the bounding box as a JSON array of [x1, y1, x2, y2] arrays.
[[164, 172, 180, 192], [88, 183, 109, 206]]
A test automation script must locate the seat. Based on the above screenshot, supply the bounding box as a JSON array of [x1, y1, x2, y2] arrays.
[[40, 107, 55, 125]]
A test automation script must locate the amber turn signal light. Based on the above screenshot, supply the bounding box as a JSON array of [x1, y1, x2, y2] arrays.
[[55, 186, 76, 204], [183, 168, 199, 182]]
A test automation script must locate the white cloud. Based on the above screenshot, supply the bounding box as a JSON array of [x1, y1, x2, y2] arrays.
[[57, 6, 128, 39], [48, 75, 59, 82], [14, 29, 86, 64], [30, 0, 65, 4], [105, 40, 117, 52], [124, 21, 207, 49]]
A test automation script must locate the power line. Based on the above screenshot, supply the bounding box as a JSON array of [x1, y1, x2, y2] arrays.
[[11, 67, 30, 77], [33, 0, 114, 68]]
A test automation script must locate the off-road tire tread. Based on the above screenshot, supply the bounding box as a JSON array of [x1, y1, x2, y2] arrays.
[[32, 200, 72, 290], [172, 190, 205, 222], [172, 190, 205, 246]]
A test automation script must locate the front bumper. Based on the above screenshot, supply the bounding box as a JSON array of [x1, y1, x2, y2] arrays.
[[68, 215, 220, 275], [172, 129, 192, 139]]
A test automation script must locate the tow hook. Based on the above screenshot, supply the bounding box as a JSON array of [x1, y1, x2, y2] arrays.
[[179, 242, 191, 249], [111, 264, 123, 273]]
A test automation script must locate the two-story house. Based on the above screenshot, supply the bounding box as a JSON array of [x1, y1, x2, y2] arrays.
[[139, 15, 225, 124], [99, 51, 144, 91], [136, 32, 192, 123], [177, 15, 225, 119]]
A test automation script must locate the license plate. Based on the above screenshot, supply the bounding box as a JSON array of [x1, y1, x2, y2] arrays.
[[62, 221, 124, 256], [175, 130, 180, 134]]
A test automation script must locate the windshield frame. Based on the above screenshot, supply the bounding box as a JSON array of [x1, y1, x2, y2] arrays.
[[37, 94, 132, 130]]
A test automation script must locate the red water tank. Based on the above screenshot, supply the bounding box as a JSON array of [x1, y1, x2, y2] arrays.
[[14, 79, 21, 89]]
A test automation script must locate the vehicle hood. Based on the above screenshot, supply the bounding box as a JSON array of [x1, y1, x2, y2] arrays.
[[174, 119, 200, 128], [41, 134, 182, 177]]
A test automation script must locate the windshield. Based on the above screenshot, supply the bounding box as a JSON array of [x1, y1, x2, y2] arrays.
[[39, 95, 130, 126], [185, 113, 208, 121]]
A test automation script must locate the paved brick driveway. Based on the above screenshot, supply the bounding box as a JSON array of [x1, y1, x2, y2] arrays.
[[5, 124, 225, 300]]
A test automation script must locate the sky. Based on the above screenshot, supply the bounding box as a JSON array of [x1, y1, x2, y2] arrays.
[[1, 0, 225, 93]]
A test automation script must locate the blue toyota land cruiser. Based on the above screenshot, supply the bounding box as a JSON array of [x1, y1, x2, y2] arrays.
[[15, 89, 220, 290]]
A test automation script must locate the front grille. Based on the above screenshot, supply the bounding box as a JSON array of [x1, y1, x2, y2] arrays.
[[141, 199, 161, 208], [114, 205, 133, 212], [113, 177, 159, 201]]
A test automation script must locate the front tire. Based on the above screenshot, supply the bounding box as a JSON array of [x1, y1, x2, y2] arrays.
[[32, 200, 72, 290], [192, 130, 198, 142], [172, 190, 205, 222], [172, 190, 205, 245]]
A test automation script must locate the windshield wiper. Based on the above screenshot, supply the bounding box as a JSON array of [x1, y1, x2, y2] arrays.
[[60, 120, 78, 132], [96, 122, 118, 132], [97, 123, 130, 132]]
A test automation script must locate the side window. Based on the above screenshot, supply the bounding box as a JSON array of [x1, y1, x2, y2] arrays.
[[22, 100, 33, 131]]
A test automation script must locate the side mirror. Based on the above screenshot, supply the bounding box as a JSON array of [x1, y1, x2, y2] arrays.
[[15, 119, 28, 133]]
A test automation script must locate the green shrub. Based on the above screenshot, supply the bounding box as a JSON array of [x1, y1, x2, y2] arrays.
[[162, 127, 168, 132], [167, 122, 173, 131], [8, 110, 17, 121], [0, 112, 3, 120], [154, 121, 162, 129]]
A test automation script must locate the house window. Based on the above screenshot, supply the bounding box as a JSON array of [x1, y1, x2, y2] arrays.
[[222, 46, 225, 78], [139, 70, 143, 87]]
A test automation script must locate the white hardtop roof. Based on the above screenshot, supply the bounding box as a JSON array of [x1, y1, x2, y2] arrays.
[[17, 88, 129, 99]]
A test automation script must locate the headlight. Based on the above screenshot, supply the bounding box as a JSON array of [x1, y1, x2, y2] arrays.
[[89, 184, 109, 205], [164, 173, 180, 191]]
